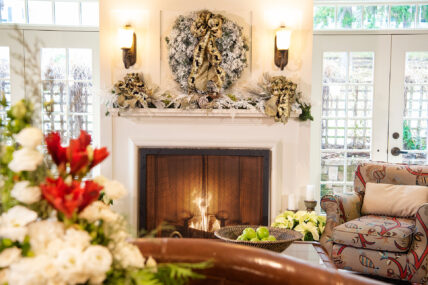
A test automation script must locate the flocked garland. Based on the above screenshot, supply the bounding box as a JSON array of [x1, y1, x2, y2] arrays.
[[107, 10, 313, 124]]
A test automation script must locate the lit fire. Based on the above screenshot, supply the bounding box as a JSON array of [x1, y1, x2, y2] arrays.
[[189, 195, 220, 232]]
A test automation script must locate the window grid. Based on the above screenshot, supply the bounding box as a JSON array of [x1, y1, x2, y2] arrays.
[[320, 52, 374, 197], [41, 48, 93, 144], [0, 0, 98, 26], [0, 47, 10, 125], [314, 2, 428, 30], [402, 52, 428, 165]]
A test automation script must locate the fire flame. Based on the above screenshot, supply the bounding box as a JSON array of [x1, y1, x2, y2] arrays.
[[189, 195, 220, 232]]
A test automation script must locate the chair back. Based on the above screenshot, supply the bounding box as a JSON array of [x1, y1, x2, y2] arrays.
[[354, 161, 428, 194]]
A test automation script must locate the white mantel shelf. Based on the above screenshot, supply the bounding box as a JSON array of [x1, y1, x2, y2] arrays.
[[109, 108, 269, 119]]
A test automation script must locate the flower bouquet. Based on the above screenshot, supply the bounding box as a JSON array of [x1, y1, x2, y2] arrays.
[[0, 98, 208, 284], [271, 211, 326, 242]]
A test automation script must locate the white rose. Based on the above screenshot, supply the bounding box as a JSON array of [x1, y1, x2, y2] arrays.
[[94, 176, 127, 200], [8, 148, 43, 173], [0, 269, 9, 284], [83, 245, 112, 279], [8, 255, 60, 285], [0, 247, 21, 267], [28, 220, 65, 256], [15, 127, 43, 149], [64, 228, 91, 251], [0, 206, 38, 242], [79, 201, 119, 223], [11, 181, 41, 204], [56, 247, 88, 284], [112, 242, 145, 269]]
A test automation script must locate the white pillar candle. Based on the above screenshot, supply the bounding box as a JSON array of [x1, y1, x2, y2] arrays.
[[306, 185, 315, 201], [287, 193, 296, 210]]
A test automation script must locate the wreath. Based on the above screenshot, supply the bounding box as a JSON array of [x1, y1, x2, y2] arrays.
[[165, 10, 249, 95]]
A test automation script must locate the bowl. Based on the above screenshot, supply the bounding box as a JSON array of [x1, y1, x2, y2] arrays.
[[214, 225, 303, 252]]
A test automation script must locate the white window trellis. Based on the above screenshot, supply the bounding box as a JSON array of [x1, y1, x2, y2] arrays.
[[0, 0, 99, 26], [314, 1, 428, 30]]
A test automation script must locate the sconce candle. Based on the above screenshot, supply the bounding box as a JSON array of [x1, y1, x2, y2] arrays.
[[305, 185, 315, 201], [274, 26, 291, 70], [118, 25, 137, 69]]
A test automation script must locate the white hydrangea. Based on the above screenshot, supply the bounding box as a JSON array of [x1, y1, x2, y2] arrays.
[[11, 181, 41, 204], [79, 201, 119, 223], [82, 245, 112, 284], [8, 148, 43, 173], [63, 228, 91, 251], [95, 176, 127, 200], [111, 241, 145, 269], [15, 127, 43, 149], [28, 220, 65, 256], [0, 247, 22, 268], [8, 255, 61, 285], [56, 247, 88, 284], [0, 206, 38, 242]]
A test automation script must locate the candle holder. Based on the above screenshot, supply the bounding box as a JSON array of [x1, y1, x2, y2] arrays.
[[286, 209, 298, 213], [304, 200, 317, 212]]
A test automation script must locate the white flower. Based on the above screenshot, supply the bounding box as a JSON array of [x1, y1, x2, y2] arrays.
[[95, 176, 127, 200], [79, 201, 119, 223], [11, 181, 41, 204], [0, 247, 21, 267], [146, 256, 157, 271], [112, 242, 145, 269], [0, 269, 9, 284], [28, 220, 65, 256], [8, 148, 43, 173], [56, 247, 88, 284], [15, 127, 43, 149], [82, 245, 112, 283], [8, 255, 60, 285], [64, 228, 91, 251], [0, 206, 38, 242]]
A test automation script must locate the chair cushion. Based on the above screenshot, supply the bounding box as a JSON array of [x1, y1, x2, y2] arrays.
[[332, 215, 415, 253]]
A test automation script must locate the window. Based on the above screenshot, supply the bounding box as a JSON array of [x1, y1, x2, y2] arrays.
[[402, 52, 428, 164], [0, 0, 99, 26], [41, 48, 93, 143], [0, 46, 10, 123], [320, 52, 374, 196], [314, 2, 428, 30]]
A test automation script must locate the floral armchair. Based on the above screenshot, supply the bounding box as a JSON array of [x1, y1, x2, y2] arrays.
[[320, 162, 428, 284]]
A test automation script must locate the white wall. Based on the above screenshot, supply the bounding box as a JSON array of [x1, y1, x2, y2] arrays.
[[99, 0, 314, 230]]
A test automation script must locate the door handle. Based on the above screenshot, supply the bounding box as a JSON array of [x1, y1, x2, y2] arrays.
[[391, 147, 408, 156]]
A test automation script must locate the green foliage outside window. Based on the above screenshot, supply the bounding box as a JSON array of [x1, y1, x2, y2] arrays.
[[390, 5, 416, 28], [314, 6, 335, 29], [403, 121, 426, 150]]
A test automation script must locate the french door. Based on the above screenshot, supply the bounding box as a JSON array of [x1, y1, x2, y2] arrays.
[[388, 35, 428, 164], [312, 34, 428, 198], [0, 29, 100, 145]]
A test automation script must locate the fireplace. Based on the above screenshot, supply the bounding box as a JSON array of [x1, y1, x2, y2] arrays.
[[138, 148, 271, 238]]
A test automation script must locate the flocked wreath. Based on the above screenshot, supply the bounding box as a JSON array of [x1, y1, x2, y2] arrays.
[[165, 10, 249, 95]]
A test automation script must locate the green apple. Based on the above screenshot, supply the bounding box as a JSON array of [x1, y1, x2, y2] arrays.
[[256, 227, 270, 239], [267, 235, 277, 241], [236, 235, 245, 241], [250, 237, 259, 242], [243, 228, 257, 239]]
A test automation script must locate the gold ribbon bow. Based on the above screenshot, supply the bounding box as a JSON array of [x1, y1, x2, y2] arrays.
[[188, 11, 226, 93], [265, 76, 297, 123]]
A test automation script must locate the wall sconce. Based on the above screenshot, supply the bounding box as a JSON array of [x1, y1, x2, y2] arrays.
[[274, 26, 291, 70], [118, 25, 137, 69]]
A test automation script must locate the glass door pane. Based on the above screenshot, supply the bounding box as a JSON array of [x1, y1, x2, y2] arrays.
[[388, 35, 428, 164]]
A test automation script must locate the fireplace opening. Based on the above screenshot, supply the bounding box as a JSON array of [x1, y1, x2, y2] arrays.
[[138, 148, 270, 238]]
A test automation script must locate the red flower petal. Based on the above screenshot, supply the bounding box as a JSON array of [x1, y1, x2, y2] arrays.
[[90, 147, 109, 169], [79, 181, 103, 211], [45, 132, 67, 166]]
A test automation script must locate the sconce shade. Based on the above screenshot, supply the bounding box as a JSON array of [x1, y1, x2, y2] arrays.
[[276, 28, 291, 50], [118, 27, 134, 49], [118, 25, 137, 69], [274, 26, 291, 71]]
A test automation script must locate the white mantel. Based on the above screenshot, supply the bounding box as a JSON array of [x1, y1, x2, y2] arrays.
[[107, 110, 312, 232]]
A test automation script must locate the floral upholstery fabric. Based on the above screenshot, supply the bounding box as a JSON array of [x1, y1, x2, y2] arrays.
[[332, 215, 415, 253], [332, 205, 428, 283], [320, 192, 362, 255], [354, 162, 428, 195], [321, 162, 428, 284]]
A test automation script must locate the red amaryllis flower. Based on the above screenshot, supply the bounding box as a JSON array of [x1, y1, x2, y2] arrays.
[[46, 132, 67, 168], [41, 177, 103, 218], [90, 147, 109, 168], [67, 131, 91, 175]]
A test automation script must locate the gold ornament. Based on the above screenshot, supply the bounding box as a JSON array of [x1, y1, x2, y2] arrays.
[[267, 76, 297, 124]]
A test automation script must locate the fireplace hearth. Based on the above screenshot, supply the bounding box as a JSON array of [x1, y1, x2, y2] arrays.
[[138, 148, 270, 238]]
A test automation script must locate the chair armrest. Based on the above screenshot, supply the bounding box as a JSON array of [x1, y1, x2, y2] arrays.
[[408, 203, 428, 283], [320, 193, 363, 255]]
